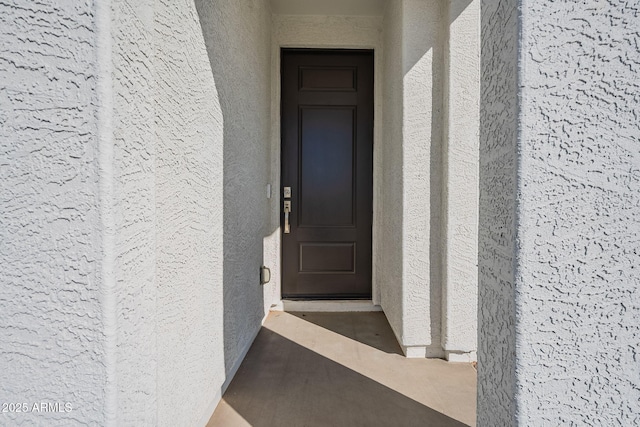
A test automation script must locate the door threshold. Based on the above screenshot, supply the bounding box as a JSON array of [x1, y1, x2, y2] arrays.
[[271, 300, 382, 312]]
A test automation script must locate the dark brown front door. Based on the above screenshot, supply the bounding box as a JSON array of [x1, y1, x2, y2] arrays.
[[281, 49, 373, 299]]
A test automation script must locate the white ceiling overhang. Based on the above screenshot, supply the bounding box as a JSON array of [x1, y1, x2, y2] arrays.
[[270, 0, 385, 16]]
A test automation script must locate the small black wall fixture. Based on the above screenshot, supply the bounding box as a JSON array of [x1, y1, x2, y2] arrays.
[[260, 266, 271, 285]]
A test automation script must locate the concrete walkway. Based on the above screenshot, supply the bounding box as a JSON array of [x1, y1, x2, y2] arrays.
[[207, 311, 476, 427]]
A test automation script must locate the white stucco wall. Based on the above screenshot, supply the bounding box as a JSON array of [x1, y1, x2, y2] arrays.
[[111, 0, 157, 424], [196, 1, 272, 391], [112, 2, 272, 424], [401, 0, 444, 357], [381, 0, 450, 358], [441, 0, 480, 360], [380, 0, 405, 351], [1, 0, 272, 425], [479, 0, 640, 424], [478, 0, 518, 422], [153, 0, 227, 425], [0, 1, 107, 425], [516, 1, 640, 424]]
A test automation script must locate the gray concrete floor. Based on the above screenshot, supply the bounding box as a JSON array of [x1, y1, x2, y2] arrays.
[[207, 311, 476, 427]]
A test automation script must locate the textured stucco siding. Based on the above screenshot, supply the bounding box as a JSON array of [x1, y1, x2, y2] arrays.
[[401, 0, 444, 353], [0, 0, 271, 424], [380, 0, 405, 348], [112, 0, 157, 424], [478, 0, 518, 424], [196, 0, 272, 384], [479, 0, 640, 425], [0, 1, 106, 425], [154, 0, 227, 425], [441, 0, 479, 357], [515, 1, 640, 424], [382, 0, 480, 357]]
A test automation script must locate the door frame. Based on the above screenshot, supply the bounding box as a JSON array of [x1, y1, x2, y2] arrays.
[[264, 17, 383, 306]]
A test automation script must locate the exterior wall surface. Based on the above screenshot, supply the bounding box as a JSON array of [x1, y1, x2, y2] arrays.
[[380, 0, 405, 351], [515, 1, 640, 424], [112, 0, 157, 424], [400, 0, 444, 356], [441, 0, 479, 360], [479, 0, 640, 425], [381, 0, 451, 357], [0, 1, 107, 425], [478, 0, 519, 423], [196, 0, 272, 392], [1, 0, 272, 425], [154, 1, 227, 425]]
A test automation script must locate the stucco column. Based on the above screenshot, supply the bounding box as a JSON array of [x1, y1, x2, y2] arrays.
[[399, 0, 445, 358], [479, 0, 640, 424], [441, 0, 480, 362]]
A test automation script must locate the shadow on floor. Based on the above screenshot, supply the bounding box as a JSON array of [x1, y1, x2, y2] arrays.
[[208, 326, 470, 427], [289, 311, 404, 355]]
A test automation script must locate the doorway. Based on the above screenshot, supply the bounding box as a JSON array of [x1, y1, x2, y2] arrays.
[[280, 49, 374, 299]]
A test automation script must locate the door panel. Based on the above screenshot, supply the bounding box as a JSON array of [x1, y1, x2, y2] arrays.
[[299, 243, 356, 273], [299, 67, 356, 91], [281, 49, 373, 299], [300, 107, 355, 227]]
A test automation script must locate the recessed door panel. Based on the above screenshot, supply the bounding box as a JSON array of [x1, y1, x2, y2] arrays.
[[299, 243, 356, 273], [300, 107, 355, 227], [299, 67, 356, 91]]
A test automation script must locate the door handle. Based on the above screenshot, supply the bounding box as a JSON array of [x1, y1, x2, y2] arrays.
[[283, 200, 291, 234]]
